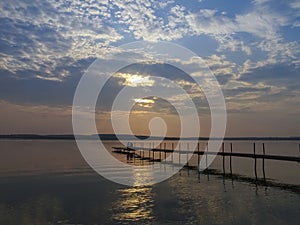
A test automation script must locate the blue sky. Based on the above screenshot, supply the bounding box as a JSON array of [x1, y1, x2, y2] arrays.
[[0, 0, 299, 136]]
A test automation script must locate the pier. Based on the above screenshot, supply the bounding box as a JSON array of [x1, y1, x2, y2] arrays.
[[113, 142, 300, 181]]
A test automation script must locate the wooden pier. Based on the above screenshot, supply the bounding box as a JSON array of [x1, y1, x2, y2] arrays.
[[112, 145, 300, 162], [113, 142, 300, 181]]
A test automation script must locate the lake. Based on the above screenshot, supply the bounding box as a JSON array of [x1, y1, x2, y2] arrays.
[[0, 140, 299, 225]]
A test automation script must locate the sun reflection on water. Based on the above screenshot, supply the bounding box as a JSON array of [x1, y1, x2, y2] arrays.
[[112, 186, 154, 223]]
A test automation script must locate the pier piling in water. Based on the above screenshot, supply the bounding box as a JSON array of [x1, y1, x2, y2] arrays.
[[164, 143, 167, 162], [298, 143, 300, 162], [179, 143, 181, 167], [254, 143, 258, 180], [205, 143, 208, 169], [197, 142, 200, 173], [206, 142, 209, 180], [152, 145, 155, 162], [230, 143, 233, 175], [222, 142, 225, 175], [262, 143, 266, 181], [187, 143, 190, 176], [171, 143, 174, 163], [159, 143, 162, 161]]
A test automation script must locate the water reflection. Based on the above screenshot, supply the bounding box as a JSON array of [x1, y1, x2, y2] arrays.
[[0, 195, 65, 225], [112, 186, 154, 223], [110, 157, 155, 223], [166, 173, 300, 225]]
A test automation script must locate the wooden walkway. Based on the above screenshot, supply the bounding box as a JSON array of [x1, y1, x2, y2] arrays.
[[113, 142, 300, 180], [112, 146, 300, 162]]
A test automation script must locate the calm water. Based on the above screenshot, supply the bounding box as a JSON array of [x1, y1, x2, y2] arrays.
[[0, 140, 299, 225]]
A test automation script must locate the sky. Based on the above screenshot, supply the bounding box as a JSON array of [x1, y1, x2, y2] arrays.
[[0, 0, 299, 137]]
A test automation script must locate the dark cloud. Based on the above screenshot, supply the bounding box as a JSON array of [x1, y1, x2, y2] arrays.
[[216, 74, 233, 85], [239, 63, 300, 87], [0, 58, 92, 106], [234, 63, 300, 103], [224, 86, 271, 97], [132, 97, 179, 115]]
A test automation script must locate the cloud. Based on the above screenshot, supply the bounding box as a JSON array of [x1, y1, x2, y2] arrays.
[[238, 63, 299, 86], [112, 0, 190, 41], [204, 54, 236, 76], [222, 61, 300, 114], [131, 96, 178, 114], [134, 98, 155, 104], [185, 2, 299, 69], [185, 9, 235, 36], [235, 10, 285, 40], [34, 75, 63, 82], [114, 72, 155, 87], [0, 0, 299, 82], [0, 61, 89, 106], [290, 1, 300, 9], [0, 0, 123, 80]]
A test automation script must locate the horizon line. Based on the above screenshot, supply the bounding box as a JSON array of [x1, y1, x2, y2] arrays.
[[0, 134, 300, 141]]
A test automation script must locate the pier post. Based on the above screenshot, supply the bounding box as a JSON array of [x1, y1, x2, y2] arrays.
[[206, 142, 209, 180], [152, 144, 155, 162], [187, 143, 189, 165], [148, 143, 151, 161], [187, 143, 190, 176], [197, 142, 200, 181], [254, 142, 258, 180], [262, 143, 266, 181], [205, 142, 208, 169], [133, 144, 136, 163], [230, 143, 233, 175], [179, 143, 181, 166], [222, 142, 225, 175], [164, 143, 167, 162], [159, 143, 162, 161], [197, 142, 200, 172], [298, 143, 300, 163], [171, 143, 174, 163], [179, 143, 181, 175]]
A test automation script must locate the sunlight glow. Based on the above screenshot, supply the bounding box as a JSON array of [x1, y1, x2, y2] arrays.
[[133, 98, 155, 108], [115, 72, 155, 87], [134, 98, 155, 104]]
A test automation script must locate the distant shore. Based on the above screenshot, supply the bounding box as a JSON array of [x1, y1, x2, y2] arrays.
[[0, 134, 299, 141]]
